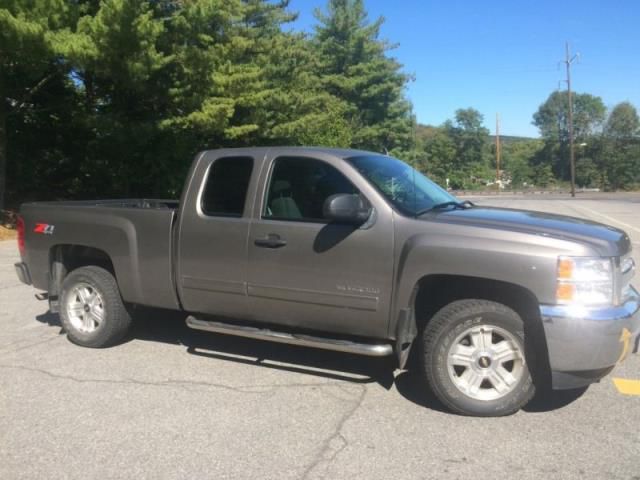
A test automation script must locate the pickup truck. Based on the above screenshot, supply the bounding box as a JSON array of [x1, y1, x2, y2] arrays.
[[14, 147, 639, 416]]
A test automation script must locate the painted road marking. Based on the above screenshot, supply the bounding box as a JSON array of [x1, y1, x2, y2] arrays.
[[612, 378, 640, 396], [570, 203, 640, 235]]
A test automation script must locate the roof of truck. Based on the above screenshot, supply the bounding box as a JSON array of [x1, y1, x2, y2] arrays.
[[203, 146, 384, 159]]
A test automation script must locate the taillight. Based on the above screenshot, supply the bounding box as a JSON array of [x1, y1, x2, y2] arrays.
[[17, 216, 25, 258]]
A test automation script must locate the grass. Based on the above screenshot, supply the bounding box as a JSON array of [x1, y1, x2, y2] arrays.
[[0, 226, 16, 241]]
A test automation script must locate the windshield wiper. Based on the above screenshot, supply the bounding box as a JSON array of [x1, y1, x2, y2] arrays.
[[416, 200, 474, 216]]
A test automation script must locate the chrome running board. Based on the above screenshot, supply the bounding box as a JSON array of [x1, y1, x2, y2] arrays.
[[186, 316, 393, 357]]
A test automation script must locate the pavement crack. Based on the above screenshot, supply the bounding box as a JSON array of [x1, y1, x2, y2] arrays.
[[300, 385, 366, 480], [0, 364, 335, 394], [0, 335, 61, 355]]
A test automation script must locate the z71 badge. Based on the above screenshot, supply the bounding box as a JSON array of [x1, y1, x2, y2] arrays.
[[34, 223, 55, 235]]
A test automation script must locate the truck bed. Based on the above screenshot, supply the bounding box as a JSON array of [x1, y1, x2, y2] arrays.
[[20, 199, 181, 310]]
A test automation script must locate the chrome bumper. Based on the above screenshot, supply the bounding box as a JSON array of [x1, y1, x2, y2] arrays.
[[540, 286, 640, 389]]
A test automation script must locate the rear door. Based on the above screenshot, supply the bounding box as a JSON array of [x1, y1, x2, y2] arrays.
[[246, 152, 395, 339], [177, 150, 263, 318]]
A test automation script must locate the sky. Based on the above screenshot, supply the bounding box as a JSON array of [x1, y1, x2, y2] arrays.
[[291, 0, 640, 137]]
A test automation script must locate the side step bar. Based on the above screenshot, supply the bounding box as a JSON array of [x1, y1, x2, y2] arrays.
[[186, 316, 393, 357]]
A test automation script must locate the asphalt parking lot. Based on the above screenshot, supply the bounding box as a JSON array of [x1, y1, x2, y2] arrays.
[[1, 193, 639, 480]]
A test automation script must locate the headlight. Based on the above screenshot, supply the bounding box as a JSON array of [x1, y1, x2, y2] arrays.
[[556, 256, 613, 306]]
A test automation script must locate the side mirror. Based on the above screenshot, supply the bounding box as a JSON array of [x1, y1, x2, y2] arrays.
[[323, 194, 371, 225]]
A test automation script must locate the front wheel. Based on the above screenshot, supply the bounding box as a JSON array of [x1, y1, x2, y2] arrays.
[[421, 299, 536, 416], [59, 266, 132, 348]]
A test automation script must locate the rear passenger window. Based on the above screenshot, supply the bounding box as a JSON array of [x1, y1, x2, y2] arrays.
[[201, 157, 253, 217]]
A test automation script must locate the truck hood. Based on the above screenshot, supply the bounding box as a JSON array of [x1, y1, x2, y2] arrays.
[[426, 206, 631, 256]]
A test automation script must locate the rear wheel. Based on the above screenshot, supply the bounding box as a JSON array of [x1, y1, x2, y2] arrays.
[[421, 299, 535, 416], [59, 266, 131, 348]]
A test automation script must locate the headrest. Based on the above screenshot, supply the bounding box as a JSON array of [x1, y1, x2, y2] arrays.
[[272, 180, 292, 194]]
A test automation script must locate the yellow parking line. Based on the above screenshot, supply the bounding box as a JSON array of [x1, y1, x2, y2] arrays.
[[612, 378, 640, 396]]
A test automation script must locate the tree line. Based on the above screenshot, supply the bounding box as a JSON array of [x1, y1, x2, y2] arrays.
[[413, 95, 640, 192], [1, 0, 413, 209], [1, 0, 639, 211]]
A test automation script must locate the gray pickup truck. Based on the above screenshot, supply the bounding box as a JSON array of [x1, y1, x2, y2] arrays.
[[14, 147, 639, 416]]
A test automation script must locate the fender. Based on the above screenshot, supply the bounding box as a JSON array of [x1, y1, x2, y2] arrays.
[[387, 218, 594, 339]]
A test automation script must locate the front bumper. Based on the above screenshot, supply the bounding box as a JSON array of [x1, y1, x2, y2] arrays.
[[14, 262, 32, 285], [540, 286, 640, 389]]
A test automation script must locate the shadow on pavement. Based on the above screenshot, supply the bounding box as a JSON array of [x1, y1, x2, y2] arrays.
[[393, 371, 449, 413], [523, 386, 588, 413], [130, 307, 397, 389], [394, 371, 588, 415], [35, 306, 589, 414], [35, 311, 62, 329]]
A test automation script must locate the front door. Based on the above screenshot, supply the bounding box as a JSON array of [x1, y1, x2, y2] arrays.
[[247, 154, 394, 338]]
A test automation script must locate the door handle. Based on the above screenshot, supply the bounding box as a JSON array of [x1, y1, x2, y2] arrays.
[[254, 234, 287, 248]]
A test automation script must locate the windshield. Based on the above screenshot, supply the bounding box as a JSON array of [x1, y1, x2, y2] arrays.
[[346, 155, 457, 216]]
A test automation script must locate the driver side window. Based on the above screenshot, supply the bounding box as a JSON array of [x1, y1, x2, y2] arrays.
[[264, 157, 358, 222]]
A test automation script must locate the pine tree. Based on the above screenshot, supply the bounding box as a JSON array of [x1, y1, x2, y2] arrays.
[[61, 0, 171, 196], [162, 0, 286, 143], [256, 30, 352, 147], [313, 0, 414, 153], [0, 0, 80, 208]]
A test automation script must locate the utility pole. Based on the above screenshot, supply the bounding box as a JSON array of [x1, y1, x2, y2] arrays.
[[564, 42, 579, 197], [495, 113, 501, 193]]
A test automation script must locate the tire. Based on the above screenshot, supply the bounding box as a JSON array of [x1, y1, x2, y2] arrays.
[[421, 299, 536, 416], [59, 266, 132, 348]]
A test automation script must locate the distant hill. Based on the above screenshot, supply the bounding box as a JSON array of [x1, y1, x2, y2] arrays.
[[416, 124, 537, 144], [494, 134, 538, 145]]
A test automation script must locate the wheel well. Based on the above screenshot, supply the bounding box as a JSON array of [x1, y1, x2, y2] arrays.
[[414, 275, 541, 331], [49, 245, 115, 297], [412, 274, 550, 385]]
